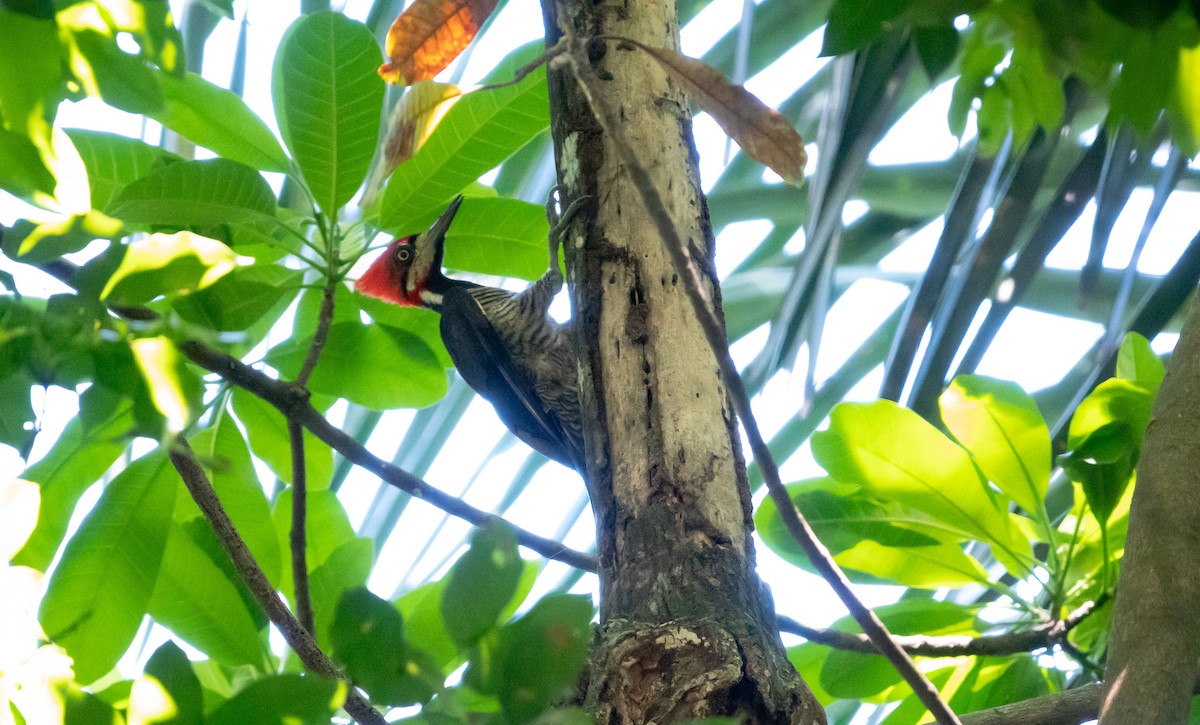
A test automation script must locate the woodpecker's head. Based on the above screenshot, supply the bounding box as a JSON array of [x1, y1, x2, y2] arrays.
[[356, 195, 463, 307]]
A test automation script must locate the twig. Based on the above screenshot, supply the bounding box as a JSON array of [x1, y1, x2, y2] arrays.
[[778, 598, 1100, 657], [560, 32, 961, 725], [296, 283, 336, 387], [178, 340, 598, 571], [167, 439, 386, 725], [289, 420, 315, 634]]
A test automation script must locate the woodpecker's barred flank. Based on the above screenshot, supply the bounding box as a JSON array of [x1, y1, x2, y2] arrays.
[[356, 194, 586, 473]]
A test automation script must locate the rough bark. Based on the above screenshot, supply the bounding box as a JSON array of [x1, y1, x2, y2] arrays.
[[1100, 292, 1200, 723], [540, 1, 823, 722]]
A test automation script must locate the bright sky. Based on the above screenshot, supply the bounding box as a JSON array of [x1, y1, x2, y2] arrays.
[[3, 1, 1197, 710]]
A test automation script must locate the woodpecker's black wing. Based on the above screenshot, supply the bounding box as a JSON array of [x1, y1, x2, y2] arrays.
[[438, 286, 583, 471]]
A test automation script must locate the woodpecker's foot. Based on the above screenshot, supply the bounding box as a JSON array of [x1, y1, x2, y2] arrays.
[[546, 186, 590, 269]]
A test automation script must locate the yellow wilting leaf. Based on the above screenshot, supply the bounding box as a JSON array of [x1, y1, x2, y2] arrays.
[[362, 81, 463, 208], [634, 43, 807, 183], [379, 0, 500, 85]]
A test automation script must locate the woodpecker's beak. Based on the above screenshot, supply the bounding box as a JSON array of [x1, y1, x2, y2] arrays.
[[422, 195, 463, 253]]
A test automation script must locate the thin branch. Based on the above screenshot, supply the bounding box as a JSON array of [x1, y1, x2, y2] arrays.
[[296, 282, 336, 387], [778, 597, 1101, 657], [560, 33, 960, 725], [289, 420, 315, 634], [958, 684, 1103, 725], [167, 439, 386, 725], [178, 340, 598, 571]]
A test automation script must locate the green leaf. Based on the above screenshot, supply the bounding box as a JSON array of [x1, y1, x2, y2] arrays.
[[101, 231, 249, 305], [39, 453, 177, 684], [171, 265, 301, 333], [821, 0, 911, 56], [490, 594, 592, 724], [309, 537, 372, 650], [60, 19, 163, 115], [1170, 44, 1200, 154], [914, 25, 960, 81], [273, 12, 383, 214], [0, 370, 36, 457], [940, 375, 1051, 518], [397, 579, 456, 668], [755, 478, 989, 589], [147, 518, 268, 668], [377, 43, 550, 233], [0, 127, 55, 199], [13, 387, 132, 571], [151, 71, 289, 172], [186, 415, 282, 583], [271, 488, 353, 599], [1116, 332, 1165, 392], [1097, 0, 1181, 28], [1, 214, 122, 265], [67, 129, 179, 213], [438, 197, 554, 281], [1112, 31, 1179, 134], [353, 293, 451, 368], [130, 336, 202, 434], [206, 674, 342, 725], [0, 10, 61, 153], [442, 521, 524, 649], [331, 588, 442, 706], [108, 158, 276, 229], [265, 320, 447, 410], [811, 401, 1033, 577], [231, 387, 332, 490], [143, 642, 204, 725]]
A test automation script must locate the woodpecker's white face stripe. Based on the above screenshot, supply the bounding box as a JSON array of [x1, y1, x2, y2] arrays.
[[418, 288, 443, 308]]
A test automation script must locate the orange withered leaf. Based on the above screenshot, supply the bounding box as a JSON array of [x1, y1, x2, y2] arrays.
[[362, 81, 463, 207], [379, 0, 500, 85], [637, 43, 807, 183]]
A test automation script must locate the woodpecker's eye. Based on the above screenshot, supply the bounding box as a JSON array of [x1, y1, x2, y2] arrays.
[[396, 247, 412, 263]]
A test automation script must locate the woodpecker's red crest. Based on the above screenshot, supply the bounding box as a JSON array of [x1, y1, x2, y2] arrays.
[[356, 195, 463, 307]]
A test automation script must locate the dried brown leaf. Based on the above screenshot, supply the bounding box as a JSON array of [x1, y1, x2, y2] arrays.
[[379, 0, 499, 85], [636, 43, 807, 183], [362, 81, 463, 208]]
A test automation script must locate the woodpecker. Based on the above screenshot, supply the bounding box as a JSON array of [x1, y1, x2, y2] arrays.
[[355, 194, 586, 473]]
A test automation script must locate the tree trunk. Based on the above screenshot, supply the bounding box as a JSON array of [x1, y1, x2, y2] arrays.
[[1100, 292, 1200, 723], [541, 2, 824, 722]]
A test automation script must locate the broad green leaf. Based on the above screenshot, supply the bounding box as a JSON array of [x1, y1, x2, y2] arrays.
[[377, 43, 550, 233], [820, 0, 909, 56], [187, 415, 282, 584], [108, 158, 276, 229], [1111, 31, 1179, 134], [0, 479, 39, 560], [1116, 332, 1165, 392], [490, 594, 592, 723], [1, 214, 122, 265], [397, 578, 456, 668], [206, 675, 342, 725], [309, 537, 372, 650], [171, 265, 301, 333], [0, 128, 55, 199], [1172, 43, 1200, 154], [1096, 0, 1181, 28], [331, 588, 441, 706], [0, 371, 36, 457], [39, 453, 177, 684], [14, 387, 132, 571], [441, 521, 523, 648], [151, 71, 289, 172], [143, 642, 203, 725], [438, 197, 553, 281], [0, 10, 60, 155], [148, 518, 268, 668], [101, 231, 249, 305], [265, 321, 447, 410], [914, 25, 960, 81], [273, 12, 383, 214], [130, 336, 201, 434], [67, 129, 179, 213], [231, 387, 332, 490], [353, 293, 451, 368], [271, 488, 353, 599], [60, 18, 163, 116], [940, 375, 1051, 518], [835, 539, 989, 589], [812, 401, 1033, 577]]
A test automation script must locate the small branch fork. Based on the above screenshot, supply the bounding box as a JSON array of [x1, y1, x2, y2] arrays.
[[554, 29, 962, 725]]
